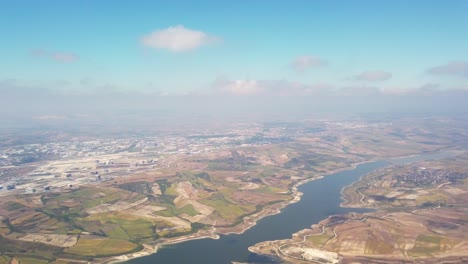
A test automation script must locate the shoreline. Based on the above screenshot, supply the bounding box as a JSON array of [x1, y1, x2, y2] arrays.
[[248, 149, 464, 262], [95, 148, 459, 264], [103, 232, 220, 264], [339, 148, 462, 208], [100, 160, 374, 264]]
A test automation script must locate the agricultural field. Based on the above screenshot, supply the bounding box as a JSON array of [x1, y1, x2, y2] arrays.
[[1, 118, 465, 262], [0, 142, 320, 262], [342, 153, 468, 210], [250, 152, 468, 263], [64, 236, 139, 257]]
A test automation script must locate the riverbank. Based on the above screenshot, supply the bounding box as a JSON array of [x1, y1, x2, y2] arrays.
[[103, 231, 220, 264], [340, 148, 462, 208], [216, 159, 378, 236], [248, 149, 467, 264], [101, 160, 374, 264]]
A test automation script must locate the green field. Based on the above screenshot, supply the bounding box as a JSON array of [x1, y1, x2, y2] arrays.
[[408, 234, 445, 256], [17, 257, 49, 264], [0, 236, 61, 261], [78, 213, 156, 240], [201, 198, 252, 220], [155, 204, 198, 217], [255, 186, 288, 194], [64, 237, 138, 257], [106, 226, 130, 240], [0, 256, 10, 264], [306, 234, 333, 247]]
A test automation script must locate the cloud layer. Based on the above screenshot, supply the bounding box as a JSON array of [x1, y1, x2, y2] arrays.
[[2, 78, 468, 125], [427, 61, 468, 78], [141, 25, 219, 52], [213, 77, 468, 97], [214, 77, 307, 96], [291, 55, 326, 72], [32, 49, 79, 63], [354, 71, 392, 81]]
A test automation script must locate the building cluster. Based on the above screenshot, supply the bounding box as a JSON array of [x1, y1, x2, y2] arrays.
[[0, 122, 311, 196], [393, 168, 468, 187]]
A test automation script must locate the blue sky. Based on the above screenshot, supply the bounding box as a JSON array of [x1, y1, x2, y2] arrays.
[[1, 0, 467, 96]]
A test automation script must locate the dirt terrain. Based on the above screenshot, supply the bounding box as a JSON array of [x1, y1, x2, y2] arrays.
[[1, 118, 466, 263], [250, 153, 468, 263]]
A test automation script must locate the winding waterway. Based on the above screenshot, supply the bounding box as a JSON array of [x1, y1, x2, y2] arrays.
[[127, 151, 457, 264]]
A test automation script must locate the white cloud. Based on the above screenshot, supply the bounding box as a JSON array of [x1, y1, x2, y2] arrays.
[[32, 49, 79, 63], [338, 85, 381, 96], [141, 25, 219, 52], [216, 79, 264, 95], [380, 83, 468, 96], [213, 77, 466, 97], [427, 61, 468, 78], [213, 77, 333, 96], [291, 55, 326, 72], [354, 71, 392, 81]]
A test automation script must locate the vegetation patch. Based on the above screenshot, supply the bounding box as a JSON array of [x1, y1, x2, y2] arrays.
[[106, 226, 130, 240], [64, 237, 138, 257], [0, 256, 10, 264], [201, 197, 249, 220], [155, 204, 198, 217], [364, 240, 394, 254], [255, 186, 288, 194], [6, 201, 27, 211], [78, 213, 156, 240], [118, 181, 153, 195], [17, 257, 49, 264], [306, 234, 333, 247], [0, 236, 61, 261]]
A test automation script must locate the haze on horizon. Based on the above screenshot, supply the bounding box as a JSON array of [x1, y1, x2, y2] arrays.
[[1, 0, 467, 129]]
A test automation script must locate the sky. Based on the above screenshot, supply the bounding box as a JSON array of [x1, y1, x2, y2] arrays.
[[0, 0, 468, 125]]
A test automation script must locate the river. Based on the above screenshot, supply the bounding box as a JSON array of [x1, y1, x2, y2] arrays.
[[127, 151, 457, 264]]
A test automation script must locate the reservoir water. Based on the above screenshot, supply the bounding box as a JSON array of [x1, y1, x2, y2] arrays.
[[127, 151, 456, 264]]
